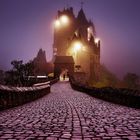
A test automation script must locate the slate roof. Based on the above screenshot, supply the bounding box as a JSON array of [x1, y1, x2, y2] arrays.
[[54, 56, 74, 64], [77, 8, 88, 25]]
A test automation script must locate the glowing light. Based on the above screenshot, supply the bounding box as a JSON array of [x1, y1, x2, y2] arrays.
[[82, 46, 86, 51], [60, 15, 69, 25], [73, 42, 82, 52], [54, 19, 60, 28], [54, 15, 69, 28], [87, 27, 90, 31], [95, 38, 100, 44], [37, 76, 47, 78], [87, 27, 93, 41]]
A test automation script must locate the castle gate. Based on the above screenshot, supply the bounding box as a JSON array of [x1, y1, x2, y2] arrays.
[[54, 56, 74, 79]]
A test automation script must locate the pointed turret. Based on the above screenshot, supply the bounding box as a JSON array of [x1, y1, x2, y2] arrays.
[[77, 8, 88, 25]]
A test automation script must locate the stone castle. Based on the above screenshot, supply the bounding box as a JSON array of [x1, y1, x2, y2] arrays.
[[33, 49, 53, 76], [53, 7, 100, 82]]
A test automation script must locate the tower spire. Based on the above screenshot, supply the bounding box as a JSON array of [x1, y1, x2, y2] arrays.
[[81, 0, 84, 9]]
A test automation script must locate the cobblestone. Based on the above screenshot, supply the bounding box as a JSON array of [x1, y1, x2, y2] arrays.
[[0, 82, 140, 139]]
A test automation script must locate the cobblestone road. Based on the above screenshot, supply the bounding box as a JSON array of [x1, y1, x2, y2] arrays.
[[0, 82, 140, 140]]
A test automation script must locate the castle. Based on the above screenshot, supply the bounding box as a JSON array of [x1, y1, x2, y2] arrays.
[[53, 7, 100, 82], [33, 49, 53, 76]]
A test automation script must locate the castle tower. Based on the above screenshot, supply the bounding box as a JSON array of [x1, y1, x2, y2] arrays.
[[53, 7, 76, 56], [53, 7, 100, 82]]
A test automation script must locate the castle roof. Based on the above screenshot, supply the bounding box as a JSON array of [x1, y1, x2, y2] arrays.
[[77, 8, 88, 25], [58, 7, 75, 19], [54, 56, 74, 64]]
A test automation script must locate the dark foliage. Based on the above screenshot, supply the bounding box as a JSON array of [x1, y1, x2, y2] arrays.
[[4, 60, 35, 86]]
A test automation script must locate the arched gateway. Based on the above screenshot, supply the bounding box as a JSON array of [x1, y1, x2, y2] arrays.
[[54, 56, 74, 79]]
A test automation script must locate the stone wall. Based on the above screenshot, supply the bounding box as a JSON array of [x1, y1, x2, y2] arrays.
[[0, 80, 56, 111], [70, 77, 140, 109], [73, 72, 87, 85]]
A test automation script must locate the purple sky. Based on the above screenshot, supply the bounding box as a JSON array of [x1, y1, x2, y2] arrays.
[[0, 0, 140, 78]]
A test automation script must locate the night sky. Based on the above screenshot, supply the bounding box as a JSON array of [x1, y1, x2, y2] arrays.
[[0, 0, 140, 78]]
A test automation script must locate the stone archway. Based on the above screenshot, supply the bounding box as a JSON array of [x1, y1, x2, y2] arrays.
[[54, 56, 74, 79], [59, 68, 69, 81]]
